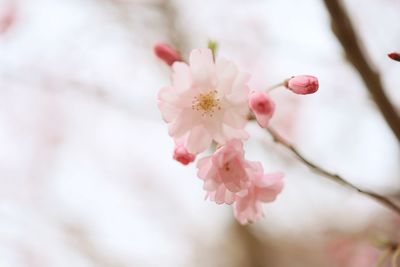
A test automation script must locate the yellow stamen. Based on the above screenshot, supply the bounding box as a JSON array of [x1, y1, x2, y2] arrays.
[[192, 90, 221, 117]]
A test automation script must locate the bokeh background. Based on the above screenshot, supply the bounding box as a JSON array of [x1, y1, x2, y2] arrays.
[[0, 0, 399, 266]]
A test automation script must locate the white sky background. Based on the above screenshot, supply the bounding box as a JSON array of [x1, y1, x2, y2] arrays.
[[0, 0, 399, 266]]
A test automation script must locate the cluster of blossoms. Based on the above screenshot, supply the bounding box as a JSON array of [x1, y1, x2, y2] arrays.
[[155, 43, 318, 224]]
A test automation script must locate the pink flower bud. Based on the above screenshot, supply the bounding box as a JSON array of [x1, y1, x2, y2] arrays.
[[248, 91, 275, 128], [388, 52, 400, 62], [285, 75, 319, 95], [173, 144, 196, 165], [154, 43, 182, 66], [0, 2, 15, 34]]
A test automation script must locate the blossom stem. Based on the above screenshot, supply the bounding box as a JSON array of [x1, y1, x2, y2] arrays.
[[266, 81, 286, 93], [207, 40, 218, 61], [265, 126, 400, 216]]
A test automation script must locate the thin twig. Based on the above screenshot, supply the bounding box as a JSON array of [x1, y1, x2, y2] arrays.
[[266, 81, 286, 93], [266, 126, 400, 216], [159, 0, 189, 57], [323, 0, 400, 142]]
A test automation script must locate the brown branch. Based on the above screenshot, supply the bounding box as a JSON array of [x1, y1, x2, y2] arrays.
[[158, 0, 190, 58], [266, 126, 400, 216], [323, 0, 400, 142]]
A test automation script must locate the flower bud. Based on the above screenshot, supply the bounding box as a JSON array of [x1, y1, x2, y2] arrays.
[[285, 75, 319, 95], [0, 2, 15, 34], [249, 91, 275, 128], [388, 52, 400, 62], [173, 144, 196, 165], [154, 43, 182, 66]]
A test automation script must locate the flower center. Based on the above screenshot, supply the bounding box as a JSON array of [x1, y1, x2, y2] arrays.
[[224, 162, 231, 171], [192, 90, 221, 117]]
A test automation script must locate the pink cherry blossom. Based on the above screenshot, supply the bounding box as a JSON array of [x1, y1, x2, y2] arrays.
[[249, 91, 275, 128], [234, 170, 284, 224], [196, 139, 284, 214], [286, 75, 319, 95], [196, 139, 253, 204], [173, 143, 196, 165], [154, 43, 182, 66], [158, 49, 250, 154]]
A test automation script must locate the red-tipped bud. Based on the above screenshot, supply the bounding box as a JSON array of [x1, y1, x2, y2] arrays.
[[285, 75, 319, 95], [388, 52, 400, 62], [154, 43, 182, 66], [173, 144, 196, 165], [249, 91, 275, 128]]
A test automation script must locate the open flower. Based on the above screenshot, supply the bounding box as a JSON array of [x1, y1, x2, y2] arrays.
[[196, 139, 253, 204], [234, 169, 284, 224], [158, 49, 250, 154]]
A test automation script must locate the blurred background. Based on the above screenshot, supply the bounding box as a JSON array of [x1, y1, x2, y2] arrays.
[[0, 0, 399, 266]]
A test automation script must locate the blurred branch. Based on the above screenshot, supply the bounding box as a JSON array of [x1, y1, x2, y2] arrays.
[[231, 222, 267, 267], [64, 224, 129, 267], [266, 126, 400, 216], [322, 0, 400, 142], [158, 0, 189, 57]]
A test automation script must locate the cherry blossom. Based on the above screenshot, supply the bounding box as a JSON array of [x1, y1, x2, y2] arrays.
[[196, 139, 252, 204], [234, 170, 284, 224], [158, 49, 250, 154], [197, 139, 284, 217]]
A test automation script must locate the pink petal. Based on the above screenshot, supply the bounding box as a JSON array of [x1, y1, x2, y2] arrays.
[[227, 72, 251, 104], [158, 86, 178, 103], [232, 72, 251, 94], [214, 184, 227, 205], [254, 112, 272, 128], [225, 190, 236, 205], [203, 178, 218, 191], [186, 125, 213, 154], [256, 173, 284, 202], [255, 172, 284, 187], [157, 87, 180, 122], [223, 110, 247, 129], [222, 125, 249, 141], [215, 58, 238, 94], [171, 62, 192, 92], [189, 49, 215, 89], [197, 156, 213, 179], [168, 109, 199, 138], [234, 193, 264, 225]]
